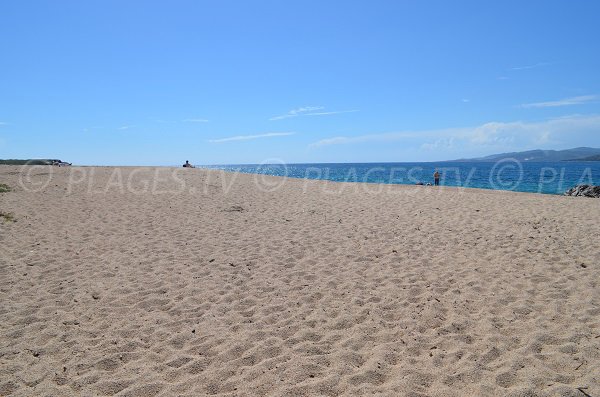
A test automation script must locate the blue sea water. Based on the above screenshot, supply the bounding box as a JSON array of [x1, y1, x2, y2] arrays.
[[203, 161, 600, 195]]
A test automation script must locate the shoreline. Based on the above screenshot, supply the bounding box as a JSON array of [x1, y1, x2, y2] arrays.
[[2, 164, 587, 197], [197, 166, 575, 197]]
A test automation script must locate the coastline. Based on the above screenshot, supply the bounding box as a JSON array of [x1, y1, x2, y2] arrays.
[[199, 162, 599, 196], [197, 166, 566, 197], [1, 166, 599, 396], [4, 162, 597, 196]]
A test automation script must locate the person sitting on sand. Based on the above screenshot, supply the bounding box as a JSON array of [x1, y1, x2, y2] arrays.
[[433, 170, 440, 186], [183, 160, 194, 168]]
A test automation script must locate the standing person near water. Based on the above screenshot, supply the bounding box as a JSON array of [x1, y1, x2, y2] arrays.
[[433, 169, 440, 186]]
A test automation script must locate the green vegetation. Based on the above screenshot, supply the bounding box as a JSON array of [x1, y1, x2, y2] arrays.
[[0, 211, 16, 222], [0, 159, 57, 165], [570, 154, 600, 161], [0, 183, 11, 193]]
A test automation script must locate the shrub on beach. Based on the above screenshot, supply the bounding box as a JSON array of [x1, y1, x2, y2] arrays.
[[0, 211, 16, 222]]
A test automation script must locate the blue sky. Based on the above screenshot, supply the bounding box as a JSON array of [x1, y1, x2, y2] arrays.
[[1, 0, 599, 165]]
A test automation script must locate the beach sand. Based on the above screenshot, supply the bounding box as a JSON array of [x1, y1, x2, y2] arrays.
[[0, 166, 599, 397]]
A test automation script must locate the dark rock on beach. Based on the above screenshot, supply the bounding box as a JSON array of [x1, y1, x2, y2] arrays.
[[564, 185, 600, 198]]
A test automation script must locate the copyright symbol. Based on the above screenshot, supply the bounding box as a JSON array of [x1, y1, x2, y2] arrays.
[[254, 158, 288, 193], [489, 158, 523, 191], [18, 162, 54, 192]]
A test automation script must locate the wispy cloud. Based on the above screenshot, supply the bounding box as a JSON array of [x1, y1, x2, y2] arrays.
[[269, 106, 323, 121], [510, 62, 551, 71], [0, 122, 9, 126], [421, 137, 456, 151], [305, 110, 359, 116], [520, 95, 596, 108], [310, 114, 600, 152], [118, 125, 135, 130], [310, 132, 426, 148], [269, 106, 358, 121], [209, 132, 295, 143], [183, 118, 209, 123]]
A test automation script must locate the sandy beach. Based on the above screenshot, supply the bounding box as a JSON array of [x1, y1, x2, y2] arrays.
[[0, 166, 599, 396]]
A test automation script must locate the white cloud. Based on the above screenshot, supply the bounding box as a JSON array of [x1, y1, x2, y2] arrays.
[[183, 118, 209, 123], [305, 110, 359, 116], [118, 125, 135, 130], [310, 114, 600, 152], [310, 136, 355, 147], [270, 106, 324, 121], [534, 130, 553, 146], [510, 62, 551, 71], [520, 95, 596, 108], [270, 106, 358, 121], [209, 132, 295, 143], [310, 131, 429, 148], [421, 137, 456, 151]]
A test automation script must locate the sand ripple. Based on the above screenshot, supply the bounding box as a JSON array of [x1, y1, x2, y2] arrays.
[[1, 167, 599, 396]]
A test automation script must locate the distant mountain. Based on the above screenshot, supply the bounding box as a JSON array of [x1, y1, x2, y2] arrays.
[[451, 147, 600, 162], [565, 154, 600, 161]]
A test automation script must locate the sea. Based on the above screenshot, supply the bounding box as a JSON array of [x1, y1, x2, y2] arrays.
[[203, 161, 600, 195]]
